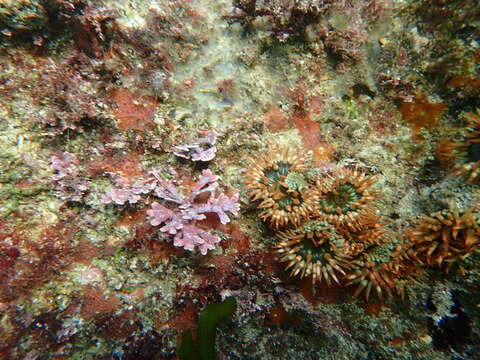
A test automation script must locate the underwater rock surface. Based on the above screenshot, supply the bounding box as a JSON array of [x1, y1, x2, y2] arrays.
[[0, 0, 479, 359]]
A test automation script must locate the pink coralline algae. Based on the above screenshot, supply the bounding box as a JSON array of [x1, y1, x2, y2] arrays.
[[51, 152, 79, 181], [50, 152, 87, 201], [101, 188, 142, 205], [173, 131, 221, 162], [101, 174, 157, 205], [101, 167, 239, 254], [147, 169, 240, 255]]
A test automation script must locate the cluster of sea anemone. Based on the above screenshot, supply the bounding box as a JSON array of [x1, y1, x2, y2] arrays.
[[245, 144, 480, 301], [424, 109, 480, 273], [244, 145, 418, 301]]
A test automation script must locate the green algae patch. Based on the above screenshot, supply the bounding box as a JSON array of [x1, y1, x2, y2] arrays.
[[178, 297, 237, 360]]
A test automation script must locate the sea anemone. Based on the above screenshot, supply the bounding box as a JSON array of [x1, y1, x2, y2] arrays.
[[244, 146, 317, 228], [313, 167, 379, 231], [409, 205, 480, 274], [436, 110, 480, 183], [346, 243, 408, 301], [338, 214, 387, 257], [275, 221, 351, 285]]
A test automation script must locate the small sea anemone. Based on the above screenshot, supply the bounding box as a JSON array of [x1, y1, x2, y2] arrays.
[[409, 205, 480, 274], [244, 146, 317, 228], [313, 167, 379, 231], [275, 221, 351, 285], [346, 243, 408, 301], [338, 214, 387, 257], [436, 110, 480, 183]]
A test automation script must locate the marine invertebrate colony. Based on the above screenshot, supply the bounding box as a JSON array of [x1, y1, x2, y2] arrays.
[[243, 148, 425, 302], [244, 151, 403, 296], [244, 146, 316, 228], [437, 110, 480, 183]]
